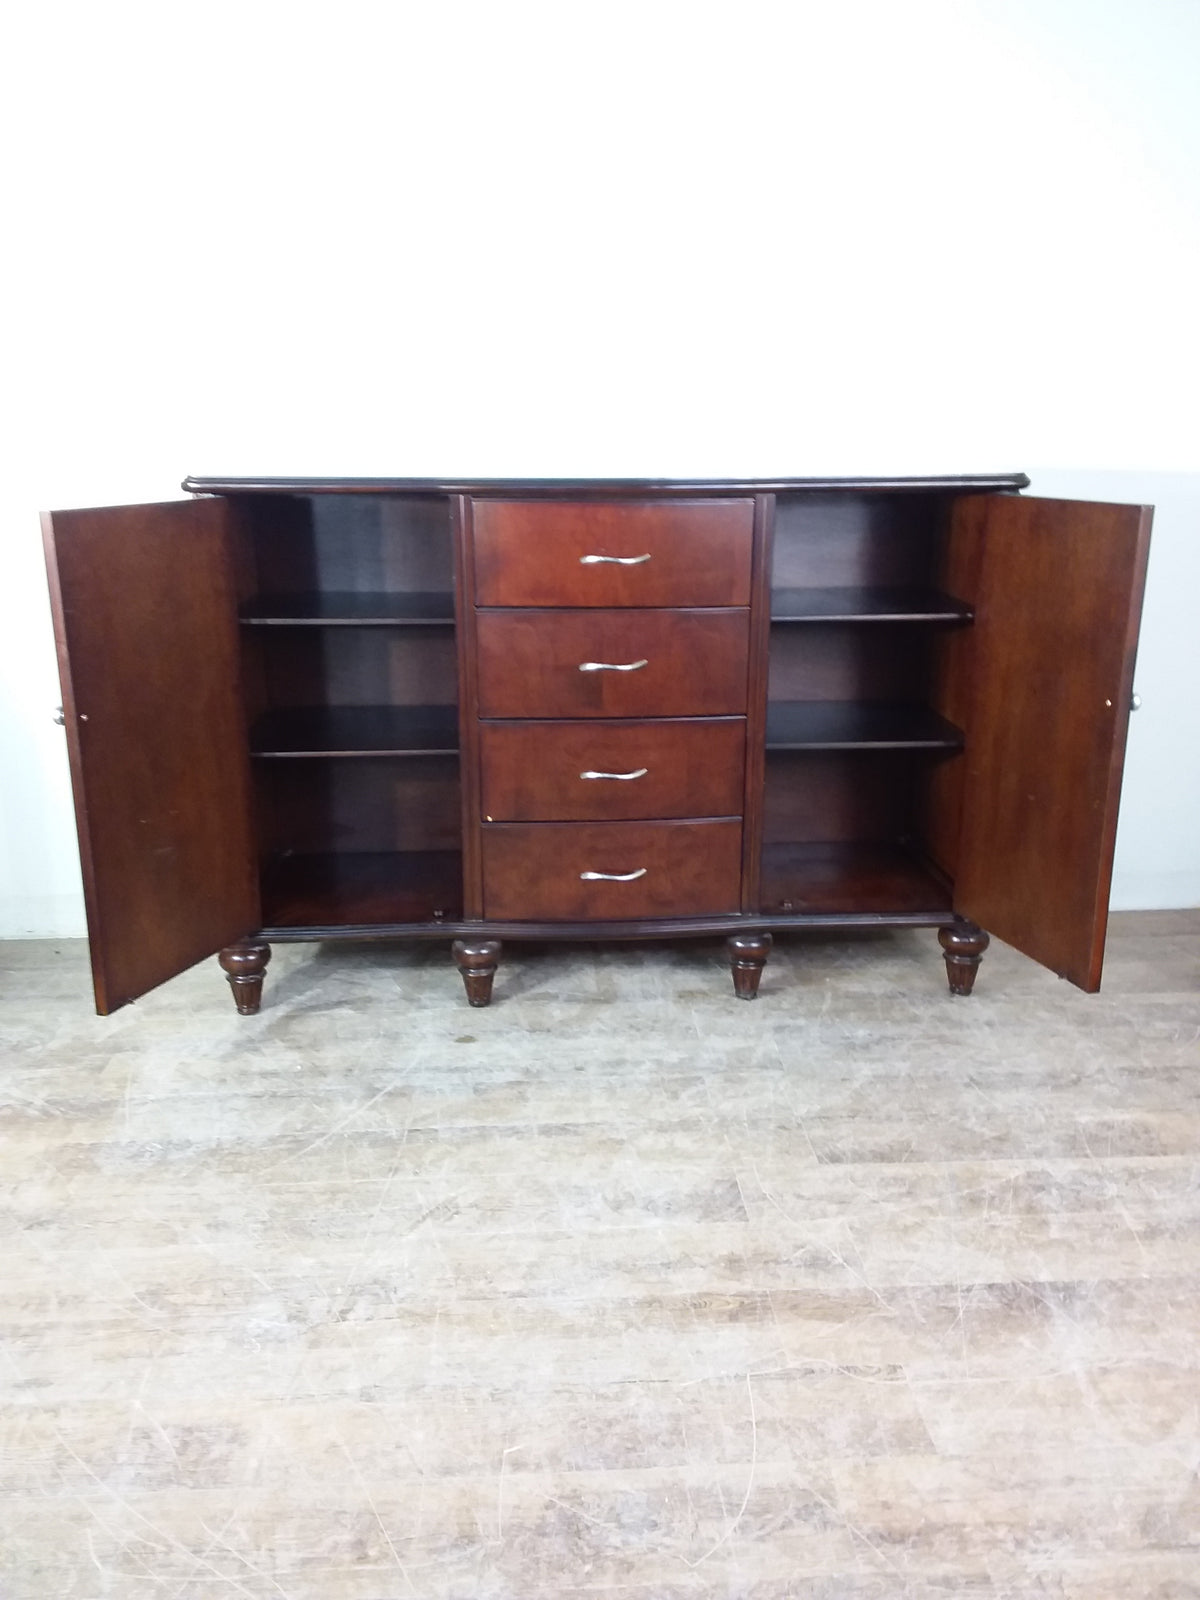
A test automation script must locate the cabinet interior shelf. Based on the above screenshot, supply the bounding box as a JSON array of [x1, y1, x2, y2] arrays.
[[760, 841, 953, 916], [261, 850, 463, 928], [770, 587, 972, 623], [765, 702, 964, 750], [241, 591, 455, 626], [250, 705, 459, 757]]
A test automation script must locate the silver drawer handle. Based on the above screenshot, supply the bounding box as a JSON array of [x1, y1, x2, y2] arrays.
[[580, 553, 651, 566], [580, 868, 647, 882], [578, 658, 648, 673], [580, 767, 649, 781]]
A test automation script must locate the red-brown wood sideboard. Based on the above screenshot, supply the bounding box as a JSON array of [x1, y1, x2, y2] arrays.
[[41, 476, 1152, 1015]]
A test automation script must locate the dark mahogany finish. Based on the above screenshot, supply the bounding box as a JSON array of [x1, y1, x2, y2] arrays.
[[219, 941, 272, 1014], [760, 842, 953, 917], [481, 819, 744, 921], [260, 852, 463, 929], [727, 932, 773, 999], [240, 591, 455, 625], [478, 718, 746, 822], [764, 703, 963, 750], [938, 921, 990, 996], [186, 475, 1031, 496], [950, 495, 1151, 990], [251, 705, 458, 757], [471, 499, 754, 607], [772, 587, 973, 622], [42, 501, 258, 1014], [44, 473, 1150, 1015], [452, 493, 486, 919], [475, 609, 750, 719], [452, 938, 502, 1006]]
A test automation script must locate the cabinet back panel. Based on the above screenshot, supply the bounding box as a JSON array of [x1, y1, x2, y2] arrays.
[[768, 626, 931, 703], [772, 493, 943, 590], [248, 630, 458, 709], [258, 758, 461, 855], [241, 495, 454, 597], [261, 851, 463, 929], [762, 751, 919, 844]]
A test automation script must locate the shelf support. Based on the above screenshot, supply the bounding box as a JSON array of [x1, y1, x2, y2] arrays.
[[938, 920, 989, 996], [218, 941, 272, 1015], [452, 938, 502, 1007], [727, 932, 773, 999]]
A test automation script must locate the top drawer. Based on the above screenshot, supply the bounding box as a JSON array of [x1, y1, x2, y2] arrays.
[[471, 499, 755, 607]]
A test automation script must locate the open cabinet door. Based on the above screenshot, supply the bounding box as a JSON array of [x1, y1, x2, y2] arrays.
[[951, 494, 1152, 991], [43, 499, 259, 1013]]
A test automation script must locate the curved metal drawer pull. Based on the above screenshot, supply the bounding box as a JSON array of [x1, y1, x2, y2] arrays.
[[580, 868, 647, 882], [580, 553, 651, 565], [578, 659, 648, 673], [580, 767, 648, 781]]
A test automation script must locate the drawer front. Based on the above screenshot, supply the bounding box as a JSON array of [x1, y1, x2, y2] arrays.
[[475, 608, 750, 718], [472, 499, 755, 607], [482, 819, 743, 920], [479, 717, 746, 822]]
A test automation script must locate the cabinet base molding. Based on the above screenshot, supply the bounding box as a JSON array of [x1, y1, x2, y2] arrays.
[[218, 941, 272, 1015]]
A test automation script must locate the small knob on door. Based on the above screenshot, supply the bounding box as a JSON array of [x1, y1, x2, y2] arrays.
[[1130, 693, 1142, 711], [53, 706, 65, 726]]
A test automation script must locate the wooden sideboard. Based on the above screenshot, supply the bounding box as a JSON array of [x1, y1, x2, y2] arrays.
[[42, 476, 1152, 1014]]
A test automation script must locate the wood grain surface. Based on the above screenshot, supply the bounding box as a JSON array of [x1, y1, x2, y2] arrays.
[[42, 500, 258, 1012], [481, 818, 744, 919], [471, 498, 754, 607], [952, 494, 1152, 990]]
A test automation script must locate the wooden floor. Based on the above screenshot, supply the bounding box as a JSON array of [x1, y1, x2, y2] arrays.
[[1, 912, 1198, 1598]]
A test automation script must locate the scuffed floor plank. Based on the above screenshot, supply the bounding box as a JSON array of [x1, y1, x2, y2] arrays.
[[1, 914, 1198, 1597]]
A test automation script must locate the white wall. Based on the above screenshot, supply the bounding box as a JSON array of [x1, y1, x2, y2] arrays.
[[3, 0, 1198, 936]]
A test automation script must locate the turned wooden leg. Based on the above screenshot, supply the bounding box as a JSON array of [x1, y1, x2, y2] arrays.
[[452, 938, 502, 1007], [218, 941, 272, 1015], [938, 921, 989, 996], [727, 932, 772, 1000]]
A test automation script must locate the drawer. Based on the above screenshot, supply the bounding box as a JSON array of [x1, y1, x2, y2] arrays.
[[482, 819, 743, 920], [475, 608, 750, 718], [472, 499, 754, 607], [479, 717, 746, 822]]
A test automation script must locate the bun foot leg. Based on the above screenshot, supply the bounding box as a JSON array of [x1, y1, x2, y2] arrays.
[[452, 938, 502, 1007], [218, 941, 272, 1015], [938, 921, 989, 996], [728, 932, 772, 1000]]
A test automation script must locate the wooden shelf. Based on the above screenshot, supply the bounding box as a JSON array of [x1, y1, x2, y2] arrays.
[[760, 841, 953, 916], [251, 705, 459, 757], [770, 586, 972, 623], [765, 702, 964, 750], [261, 851, 463, 928], [241, 591, 455, 626]]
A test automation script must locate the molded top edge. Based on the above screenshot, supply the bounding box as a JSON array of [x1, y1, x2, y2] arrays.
[[183, 473, 1031, 497]]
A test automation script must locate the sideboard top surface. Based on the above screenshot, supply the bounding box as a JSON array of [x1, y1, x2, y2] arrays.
[[183, 474, 1031, 498]]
